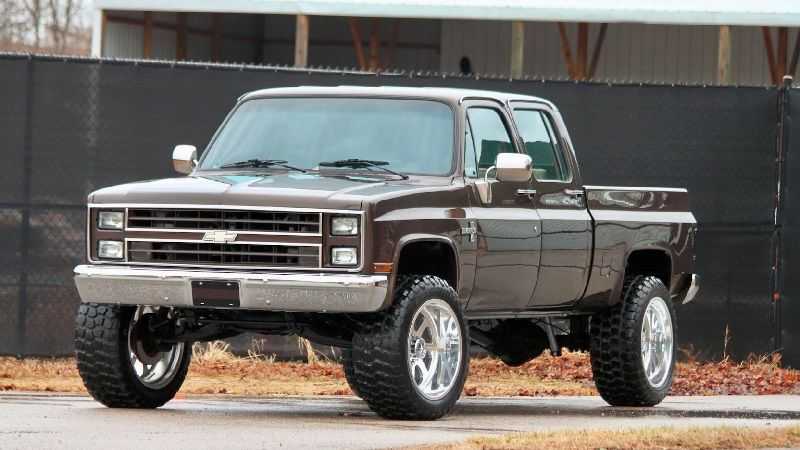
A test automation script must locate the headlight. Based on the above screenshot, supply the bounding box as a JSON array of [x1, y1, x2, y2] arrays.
[[331, 247, 358, 266], [331, 216, 359, 235], [98, 211, 124, 230], [97, 240, 124, 259]]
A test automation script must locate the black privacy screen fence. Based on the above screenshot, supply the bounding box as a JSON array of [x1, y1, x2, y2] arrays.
[[0, 54, 794, 367]]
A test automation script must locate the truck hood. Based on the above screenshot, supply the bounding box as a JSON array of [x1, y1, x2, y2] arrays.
[[88, 172, 449, 210]]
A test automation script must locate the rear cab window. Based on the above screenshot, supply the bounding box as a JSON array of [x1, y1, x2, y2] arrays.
[[511, 107, 571, 183]]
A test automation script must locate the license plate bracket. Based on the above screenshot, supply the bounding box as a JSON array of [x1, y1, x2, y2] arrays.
[[191, 280, 240, 307]]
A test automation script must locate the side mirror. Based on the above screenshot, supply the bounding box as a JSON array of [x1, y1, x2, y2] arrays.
[[172, 145, 197, 174], [494, 153, 532, 183]]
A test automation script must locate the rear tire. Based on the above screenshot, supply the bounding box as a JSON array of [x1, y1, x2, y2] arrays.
[[589, 275, 676, 406], [75, 303, 191, 409], [351, 275, 469, 420]]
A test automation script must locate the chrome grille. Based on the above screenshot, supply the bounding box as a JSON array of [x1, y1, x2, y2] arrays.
[[127, 208, 321, 235], [128, 241, 320, 268]]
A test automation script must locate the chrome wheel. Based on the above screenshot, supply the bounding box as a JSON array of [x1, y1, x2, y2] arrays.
[[640, 297, 674, 388], [127, 307, 186, 390], [407, 298, 463, 401]]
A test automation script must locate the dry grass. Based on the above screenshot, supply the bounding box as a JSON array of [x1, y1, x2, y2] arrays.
[[421, 425, 800, 450], [1, 345, 799, 397]]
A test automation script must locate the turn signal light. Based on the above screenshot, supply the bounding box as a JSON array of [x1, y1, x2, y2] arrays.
[[372, 262, 394, 273]]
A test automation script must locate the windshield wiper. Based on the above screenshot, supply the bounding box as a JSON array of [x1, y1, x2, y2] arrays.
[[318, 158, 409, 180], [219, 159, 307, 173]]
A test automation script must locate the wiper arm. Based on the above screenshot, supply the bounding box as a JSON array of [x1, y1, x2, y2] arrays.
[[219, 159, 307, 173], [318, 158, 409, 180]]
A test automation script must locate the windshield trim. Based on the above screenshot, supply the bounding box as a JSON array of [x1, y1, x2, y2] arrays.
[[195, 95, 459, 178]]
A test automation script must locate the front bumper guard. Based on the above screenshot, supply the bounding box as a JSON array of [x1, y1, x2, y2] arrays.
[[74, 265, 389, 313]]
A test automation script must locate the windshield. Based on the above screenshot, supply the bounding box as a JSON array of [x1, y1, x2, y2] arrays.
[[199, 97, 455, 176]]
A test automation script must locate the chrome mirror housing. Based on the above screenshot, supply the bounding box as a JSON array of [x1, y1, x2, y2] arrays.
[[494, 153, 533, 183], [172, 145, 198, 174]]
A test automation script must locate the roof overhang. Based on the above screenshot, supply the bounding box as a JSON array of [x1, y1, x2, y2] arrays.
[[93, 0, 800, 27]]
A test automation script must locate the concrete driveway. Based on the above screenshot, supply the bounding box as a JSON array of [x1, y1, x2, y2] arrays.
[[1, 393, 799, 449]]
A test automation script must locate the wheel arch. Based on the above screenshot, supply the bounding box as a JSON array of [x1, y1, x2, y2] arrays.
[[609, 245, 673, 306], [391, 234, 459, 293]]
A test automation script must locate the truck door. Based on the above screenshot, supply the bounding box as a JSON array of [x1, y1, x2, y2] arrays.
[[509, 102, 593, 308], [461, 100, 542, 312]]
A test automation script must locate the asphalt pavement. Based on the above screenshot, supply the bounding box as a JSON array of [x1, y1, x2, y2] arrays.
[[1, 393, 799, 449]]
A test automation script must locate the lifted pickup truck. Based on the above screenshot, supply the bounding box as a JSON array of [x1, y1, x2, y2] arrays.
[[74, 86, 698, 420]]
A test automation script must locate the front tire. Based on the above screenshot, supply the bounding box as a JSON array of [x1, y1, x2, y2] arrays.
[[589, 275, 677, 406], [75, 303, 191, 409], [351, 275, 469, 420]]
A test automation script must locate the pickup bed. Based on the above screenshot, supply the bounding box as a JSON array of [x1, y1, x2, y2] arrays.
[[73, 86, 698, 420]]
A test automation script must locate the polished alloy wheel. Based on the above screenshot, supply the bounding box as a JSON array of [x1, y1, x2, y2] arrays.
[[127, 307, 186, 390], [640, 297, 674, 388], [407, 298, 462, 401]]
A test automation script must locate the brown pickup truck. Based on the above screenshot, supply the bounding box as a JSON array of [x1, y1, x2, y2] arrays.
[[73, 86, 698, 420]]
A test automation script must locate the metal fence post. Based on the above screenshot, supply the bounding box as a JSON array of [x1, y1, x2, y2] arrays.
[[17, 55, 35, 357], [773, 75, 792, 354]]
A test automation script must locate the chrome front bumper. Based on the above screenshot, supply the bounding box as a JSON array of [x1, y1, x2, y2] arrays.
[[74, 265, 389, 313]]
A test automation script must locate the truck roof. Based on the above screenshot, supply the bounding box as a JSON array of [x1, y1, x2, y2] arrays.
[[240, 85, 555, 109]]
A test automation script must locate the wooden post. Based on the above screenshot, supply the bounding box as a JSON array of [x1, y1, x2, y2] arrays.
[[211, 14, 222, 62], [778, 27, 789, 78], [576, 23, 588, 79], [588, 23, 607, 79], [717, 25, 731, 84], [790, 31, 800, 77], [142, 11, 153, 58], [348, 18, 367, 70], [510, 21, 525, 79], [294, 14, 309, 68], [557, 23, 576, 79], [762, 27, 778, 85], [368, 19, 380, 71], [176, 12, 187, 60]]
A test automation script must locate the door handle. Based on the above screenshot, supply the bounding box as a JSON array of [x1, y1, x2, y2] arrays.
[[564, 189, 584, 196], [516, 189, 537, 198]]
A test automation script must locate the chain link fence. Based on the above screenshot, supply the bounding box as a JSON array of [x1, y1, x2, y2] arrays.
[[0, 53, 793, 365]]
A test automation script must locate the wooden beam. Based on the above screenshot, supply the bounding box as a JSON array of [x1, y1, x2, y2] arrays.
[[368, 19, 380, 71], [211, 14, 222, 61], [294, 14, 309, 68], [717, 25, 731, 84], [778, 27, 788, 78], [176, 12, 187, 60], [576, 22, 588, 79], [588, 23, 607, 79], [790, 29, 800, 77], [557, 22, 576, 79], [348, 18, 367, 70], [510, 21, 525, 79], [142, 11, 153, 58], [762, 27, 778, 85]]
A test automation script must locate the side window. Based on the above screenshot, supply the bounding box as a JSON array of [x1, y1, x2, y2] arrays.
[[466, 107, 515, 178], [464, 120, 478, 178], [512, 109, 570, 182]]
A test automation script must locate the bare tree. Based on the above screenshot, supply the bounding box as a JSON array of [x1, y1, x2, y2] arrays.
[[0, 0, 89, 54], [22, 0, 43, 48], [47, 0, 80, 52]]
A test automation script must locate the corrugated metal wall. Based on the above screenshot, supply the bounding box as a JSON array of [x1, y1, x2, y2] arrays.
[[441, 21, 796, 86], [102, 11, 441, 70], [102, 11, 792, 86]]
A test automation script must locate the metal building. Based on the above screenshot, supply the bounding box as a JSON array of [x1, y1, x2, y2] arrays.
[[92, 1, 800, 86]]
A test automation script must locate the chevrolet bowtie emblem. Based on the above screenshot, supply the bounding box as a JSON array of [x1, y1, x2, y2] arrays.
[[202, 230, 238, 243]]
